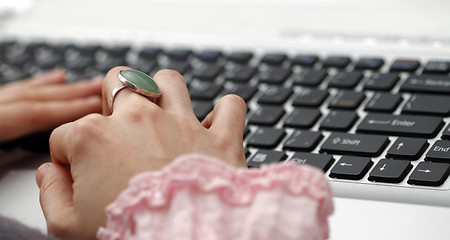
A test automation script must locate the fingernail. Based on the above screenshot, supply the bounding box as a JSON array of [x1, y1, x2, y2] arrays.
[[36, 163, 52, 188], [37, 69, 65, 79]]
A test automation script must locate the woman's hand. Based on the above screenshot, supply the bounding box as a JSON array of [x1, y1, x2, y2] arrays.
[[36, 67, 247, 239], [0, 69, 102, 142]]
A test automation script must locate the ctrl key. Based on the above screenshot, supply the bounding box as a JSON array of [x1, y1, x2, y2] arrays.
[[247, 150, 287, 168], [408, 162, 450, 186]]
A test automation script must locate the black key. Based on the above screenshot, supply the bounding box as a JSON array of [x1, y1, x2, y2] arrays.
[[408, 161, 450, 186], [101, 46, 130, 57], [168, 48, 192, 61], [328, 71, 364, 89], [402, 94, 450, 116], [96, 57, 127, 73], [289, 152, 334, 172], [165, 61, 190, 74], [244, 126, 251, 139], [329, 156, 373, 180], [192, 101, 213, 120], [247, 150, 286, 168], [139, 47, 162, 59], [283, 108, 321, 129], [400, 74, 450, 94], [354, 57, 384, 70], [390, 59, 420, 72], [283, 130, 323, 151], [259, 67, 292, 84], [442, 124, 450, 140], [223, 84, 258, 102], [292, 54, 319, 67], [192, 64, 223, 80], [245, 148, 251, 158], [422, 61, 450, 74], [4, 44, 31, 67], [0, 65, 31, 84], [131, 58, 157, 75], [258, 86, 293, 105], [357, 113, 444, 138], [320, 110, 358, 131], [320, 132, 389, 157], [80, 44, 102, 55], [328, 91, 365, 109], [365, 93, 402, 112], [261, 53, 287, 65], [246, 127, 286, 148], [426, 140, 450, 163], [293, 69, 328, 86], [228, 51, 253, 64], [292, 88, 329, 107], [65, 53, 95, 71], [196, 50, 222, 62], [386, 137, 429, 160], [322, 56, 351, 69], [33, 46, 63, 70], [189, 80, 223, 100], [368, 159, 412, 183], [248, 106, 285, 125], [225, 65, 257, 82], [363, 73, 400, 91]]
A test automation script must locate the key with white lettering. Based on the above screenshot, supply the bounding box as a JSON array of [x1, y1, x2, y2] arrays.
[[320, 132, 389, 157], [247, 150, 287, 168], [426, 140, 450, 163], [329, 156, 373, 180], [408, 161, 450, 186], [357, 113, 443, 138], [368, 159, 413, 183], [289, 152, 334, 172], [386, 137, 429, 160], [400, 74, 450, 94]]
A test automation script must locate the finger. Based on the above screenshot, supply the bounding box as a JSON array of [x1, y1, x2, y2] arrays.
[[1, 69, 66, 92], [6, 77, 102, 103], [203, 94, 247, 140], [36, 163, 74, 231], [102, 66, 160, 116], [25, 69, 67, 86], [49, 122, 74, 166], [0, 96, 101, 141], [152, 69, 194, 115]]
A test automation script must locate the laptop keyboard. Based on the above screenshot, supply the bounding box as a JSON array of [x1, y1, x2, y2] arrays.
[[1, 40, 450, 189]]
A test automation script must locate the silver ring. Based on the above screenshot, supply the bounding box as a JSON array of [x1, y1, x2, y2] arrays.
[[110, 85, 128, 111], [109, 69, 162, 112]]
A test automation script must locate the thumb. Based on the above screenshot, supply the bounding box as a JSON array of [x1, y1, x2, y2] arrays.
[[36, 163, 74, 233]]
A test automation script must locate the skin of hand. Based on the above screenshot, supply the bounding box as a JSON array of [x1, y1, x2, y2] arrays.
[[36, 67, 248, 239], [0, 69, 102, 142]]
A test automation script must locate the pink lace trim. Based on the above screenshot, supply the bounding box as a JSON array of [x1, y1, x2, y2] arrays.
[[97, 154, 334, 240]]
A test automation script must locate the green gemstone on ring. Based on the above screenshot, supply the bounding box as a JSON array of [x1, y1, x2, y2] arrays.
[[119, 69, 161, 95]]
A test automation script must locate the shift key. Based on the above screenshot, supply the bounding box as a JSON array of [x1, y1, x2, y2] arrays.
[[320, 132, 389, 157], [357, 113, 443, 138]]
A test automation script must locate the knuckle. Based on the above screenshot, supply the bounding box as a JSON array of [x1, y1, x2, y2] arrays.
[[125, 99, 161, 122], [154, 69, 185, 80]]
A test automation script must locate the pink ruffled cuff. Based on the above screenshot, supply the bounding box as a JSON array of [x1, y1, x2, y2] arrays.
[[97, 154, 334, 240]]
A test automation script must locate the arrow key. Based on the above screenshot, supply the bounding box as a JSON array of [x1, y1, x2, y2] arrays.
[[386, 137, 429, 160], [408, 161, 450, 186], [329, 156, 373, 180], [368, 159, 412, 183]]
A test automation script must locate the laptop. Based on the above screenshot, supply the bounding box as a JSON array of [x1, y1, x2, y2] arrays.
[[1, 0, 450, 239]]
